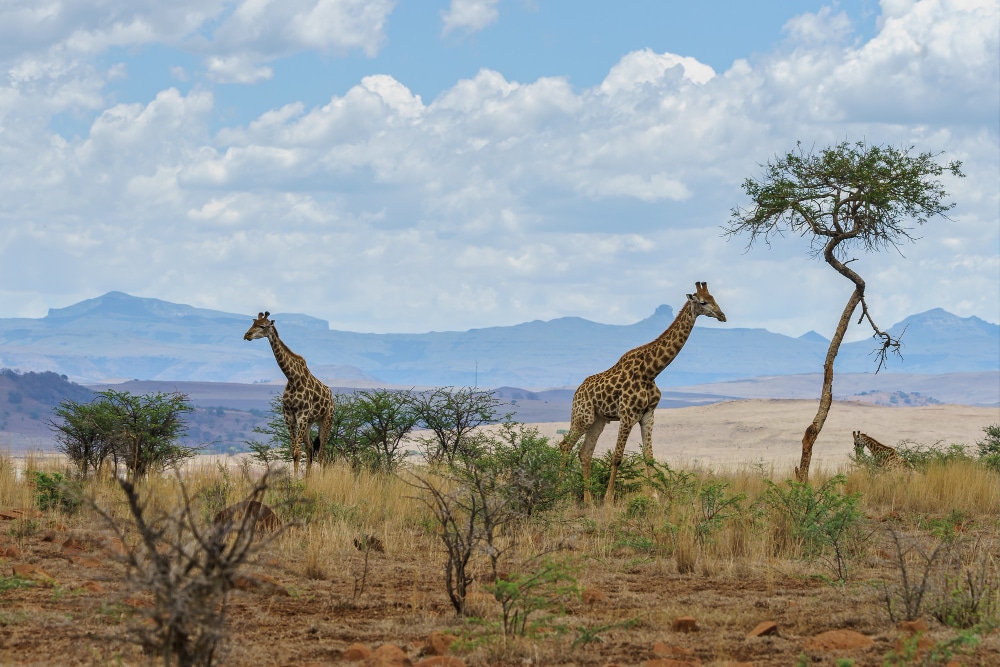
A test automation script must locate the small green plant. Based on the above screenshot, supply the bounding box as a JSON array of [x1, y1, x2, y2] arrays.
[[895, 440, 973, 470], [486, 556, 580, 636], [31, 471, 82, 514], [0, 575, 37, 594], [571, 618, 640, 648], [931, 542, 1000, 629], [695, 480, 746, 545], [761, 475, 864, 583]]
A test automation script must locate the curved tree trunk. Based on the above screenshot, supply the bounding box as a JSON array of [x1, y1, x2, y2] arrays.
[[795, 286, 863, 481]]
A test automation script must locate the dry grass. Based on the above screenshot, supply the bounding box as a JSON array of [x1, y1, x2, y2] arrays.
[[0, 451, 998, 666]]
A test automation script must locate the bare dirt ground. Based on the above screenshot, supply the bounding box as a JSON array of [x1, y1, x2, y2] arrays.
[[1, 399, 998, 666]]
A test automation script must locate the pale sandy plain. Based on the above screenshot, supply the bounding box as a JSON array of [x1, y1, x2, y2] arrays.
[[528, 399, 1000, 475]]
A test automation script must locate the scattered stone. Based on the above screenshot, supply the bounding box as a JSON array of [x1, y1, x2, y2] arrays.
[[343, 643, 372, 661], [0, 511, 19, 520], [71, 556, 104, 568], [652, 642, 693, 657], [364, 643, 412, 667], [803, 629, 874, 651], [62, 537, 88, 555], [642, 659, 698, 667], [422, 631, 458, 656], [233, 574, 288, 596], [415, 658, 465, 667], [897, 619, 929, 635], [582, 587, 609, 604], [671, 616, 699, 633], [1, 546, 22, 559], [746, 621, 778, 638], [213, 500, 281, 534], [12, 563, 55, 583], [81, 581, 105, 594], [41, 531, 58, 542]]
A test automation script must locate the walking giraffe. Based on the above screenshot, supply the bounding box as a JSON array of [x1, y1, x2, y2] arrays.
[[555, 282, 727, 504], [853, 431, 904, 468], [244, 311, 334, 477]]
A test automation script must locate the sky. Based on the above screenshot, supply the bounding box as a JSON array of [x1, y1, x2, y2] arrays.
[[0, 0, 997, 341]]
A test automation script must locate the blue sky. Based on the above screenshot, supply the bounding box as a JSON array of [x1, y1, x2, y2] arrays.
[[0, 0, 996, 342]]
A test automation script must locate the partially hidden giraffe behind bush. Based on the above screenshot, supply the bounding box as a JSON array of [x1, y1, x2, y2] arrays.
[[853, 430, 904, 468]]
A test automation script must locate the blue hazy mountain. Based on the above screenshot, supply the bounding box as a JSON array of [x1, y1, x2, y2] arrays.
[[0, 292, 996, 388]]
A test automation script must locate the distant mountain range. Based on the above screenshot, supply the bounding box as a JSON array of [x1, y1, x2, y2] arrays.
[[0, 291, 997, 388]]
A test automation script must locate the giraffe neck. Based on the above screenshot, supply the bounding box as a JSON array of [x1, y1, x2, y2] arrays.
[[641, 300, 698, 379], [265, 327, 307, 384]]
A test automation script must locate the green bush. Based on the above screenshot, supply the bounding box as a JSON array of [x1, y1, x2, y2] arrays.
[[30, 471, 81, 514], [975, 424, 1000, 472], [760, 475, 864, 583]]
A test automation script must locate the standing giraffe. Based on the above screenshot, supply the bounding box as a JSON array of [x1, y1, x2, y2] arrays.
[[244, 311, 334, 477], [556, 283, 727, 504]]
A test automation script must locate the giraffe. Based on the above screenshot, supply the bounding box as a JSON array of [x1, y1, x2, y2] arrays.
[[556, 282, 727, 504], [244, 311, 334, 477], [853, 431, 904, 469]]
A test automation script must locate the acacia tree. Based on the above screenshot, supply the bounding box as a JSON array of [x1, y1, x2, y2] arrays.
[[726, 141, 963, 481], [49, 399, 115, 478]]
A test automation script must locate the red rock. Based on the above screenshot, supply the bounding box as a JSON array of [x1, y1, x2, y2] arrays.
[[803, 629, 874, 651], [364, 643, 412, 666], [71, 556, 103, 568], [415, 658, 465, 667], [897, 619, 929, 635], [62, 537, 87, 554], [652, 642, 693, 657], [746, 621, 778, 638], [582, 587, 609, 604], [1, 546, 22, 559], [82, 581, 105, 593], [343, 643, 372, 661], [213, 500, 281, 534], [671, 616, 699, 633], [422, 631, 458, 656], [642, 660, 698, 667], [12, 563, 54, 583]]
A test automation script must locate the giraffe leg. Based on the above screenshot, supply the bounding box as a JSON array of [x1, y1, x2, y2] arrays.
[[578, 417, 607, 505], [638, 409, 659, 500], [296, 415, 313, 476], [605, 420, 635, 505], [316, 407, 332, 468], [284, 410, 300, 478]]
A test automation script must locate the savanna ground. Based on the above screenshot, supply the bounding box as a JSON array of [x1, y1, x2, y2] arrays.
[[1, 400, 999, 667]]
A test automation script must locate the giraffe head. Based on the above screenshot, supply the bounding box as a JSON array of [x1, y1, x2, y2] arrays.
[[852, 430, 865, 455], [686, 282, 727, 322], [244, 311, 274, 341]]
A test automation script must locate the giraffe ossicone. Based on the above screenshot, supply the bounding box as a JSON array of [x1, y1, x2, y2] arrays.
[[244, 311, 334, 478], [555, 282, 727, 504]]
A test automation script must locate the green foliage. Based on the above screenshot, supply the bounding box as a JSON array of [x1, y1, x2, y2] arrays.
[[250, 389, 420, 474], [918, 509, 967, 542], [0, 575, 37, 594], [728, 141, 963, 257], [30, 471, 81, 514], [563, 450, 646, 503], [895, 441, 974, 471], [476, 423, 566, 517], [695, 481, 746, 545], [761, 475, 864, 583], [486, 556, 580, 636], [51, 390, 196, 480], [976, 423, 1000, 472], [415, 387, 513, 465]]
